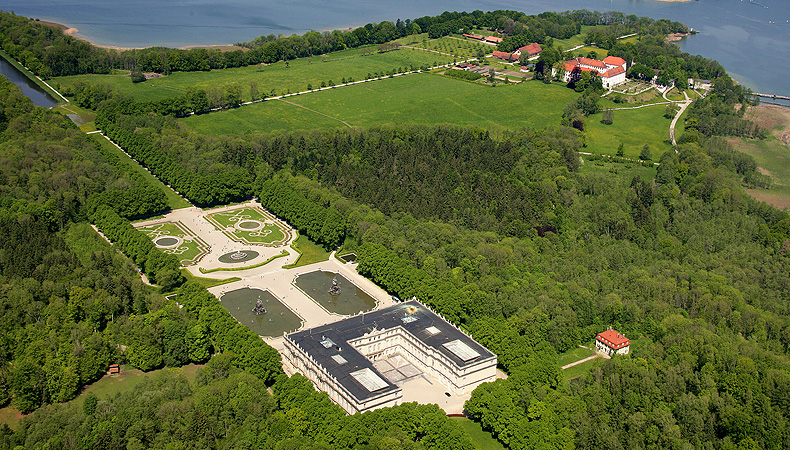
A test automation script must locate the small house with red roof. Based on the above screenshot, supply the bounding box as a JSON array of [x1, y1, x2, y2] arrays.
[[484, 36, 503, 44], [463, 33, 484, 40], [108, 364, 120, 374], [514, 43, 542, 58], [595, 329, 630, 356], [562, 56, 627, 89]]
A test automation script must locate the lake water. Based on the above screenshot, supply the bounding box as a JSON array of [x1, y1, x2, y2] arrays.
[[3, 0, 790, 95], [0, 57, 58, 106]]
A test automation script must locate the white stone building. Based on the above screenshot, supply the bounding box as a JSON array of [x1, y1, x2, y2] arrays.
[[563, 55, 627, 89], [283, 300, 497, 414]]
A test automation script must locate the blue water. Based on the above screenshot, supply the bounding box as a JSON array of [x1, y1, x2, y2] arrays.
[[4, 0, 790, 95]]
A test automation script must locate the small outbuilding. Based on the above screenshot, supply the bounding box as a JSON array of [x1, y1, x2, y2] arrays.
[[108, 364, 120, 374], [595, 329, 630, 356]]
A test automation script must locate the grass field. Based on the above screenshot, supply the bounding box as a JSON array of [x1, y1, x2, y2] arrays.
[[206, 206, 291, 246], [562, 358, 600, 380], [136, 221, 210, 266], [557, 344, 595, 367], [735, 136, 790, 210], [450, 417, 506, 450], [0, 364, 203, 431], [182, 74, 579, 135], [585, 104, 673, 159], [93, 134, 192, 210], [53, 46, 455, 104], [284, 235, 331, 268]]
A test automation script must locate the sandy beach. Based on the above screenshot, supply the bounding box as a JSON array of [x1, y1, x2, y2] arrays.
[[39, 19, 243, 51]]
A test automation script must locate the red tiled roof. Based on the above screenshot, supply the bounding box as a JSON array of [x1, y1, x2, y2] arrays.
[[492, 51, 514, 60], [519, 42, 542, 55], [603, 55, 626, 67], [596, 330, 630, 350], [601, 66, 625, 78], [485, 36, 503, 43], [564, 60, 579, 71], [578, 57, 607, 69], [463, 33, 484, 40]]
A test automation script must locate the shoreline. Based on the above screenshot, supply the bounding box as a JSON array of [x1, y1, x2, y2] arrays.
[[39, 20, 244, 51]]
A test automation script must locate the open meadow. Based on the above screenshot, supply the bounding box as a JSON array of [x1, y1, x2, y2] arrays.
[[585, 104, 673, 159], [181, 74, 579, 134], [738, 104, 790, 210], [52, 46, 455, 103]]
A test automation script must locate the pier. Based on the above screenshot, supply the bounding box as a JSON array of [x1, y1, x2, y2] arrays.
[[754, 92, 790, 101]]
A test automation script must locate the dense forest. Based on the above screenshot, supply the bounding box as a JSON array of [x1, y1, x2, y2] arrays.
[[74, 67, 790, 449], [3, 6, 790, 449]]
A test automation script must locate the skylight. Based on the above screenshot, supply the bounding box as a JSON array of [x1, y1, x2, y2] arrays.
[[442, 340, 480, 362], [350, 368, 389, 392]]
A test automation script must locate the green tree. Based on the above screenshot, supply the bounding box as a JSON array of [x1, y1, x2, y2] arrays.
[[187, 323, 212, 363], [640, 144, 652, 161]]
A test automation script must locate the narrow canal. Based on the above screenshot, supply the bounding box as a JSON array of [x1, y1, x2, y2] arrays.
[[0, 56, 58, 107]]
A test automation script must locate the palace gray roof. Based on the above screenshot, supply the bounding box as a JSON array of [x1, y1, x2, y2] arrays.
[[286, 300, 495, 402]]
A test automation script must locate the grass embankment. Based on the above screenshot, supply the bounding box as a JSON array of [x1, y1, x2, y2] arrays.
[[92, 134, 192, 210], [0, 364, 203, 431], [182, 74, 578, 135], [449, 417, 506, 450], [0, 48, 64, 102], [586, 104, 673, 159], [53, 46, 455, 104], [283, 235, 330, 268], [181, 269, 240, 288]]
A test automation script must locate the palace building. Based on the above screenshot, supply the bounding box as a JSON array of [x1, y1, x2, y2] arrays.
[[283, 300, 497, 414], [563, 55, 627, 89]]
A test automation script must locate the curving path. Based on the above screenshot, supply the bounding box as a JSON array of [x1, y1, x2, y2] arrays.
[[670, 91, 692, 148]]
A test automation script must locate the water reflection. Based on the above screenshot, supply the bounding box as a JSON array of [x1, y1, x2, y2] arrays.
[[0, 57, 58, 107]]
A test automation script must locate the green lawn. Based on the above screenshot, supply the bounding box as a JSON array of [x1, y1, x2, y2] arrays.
[[92, 134, 192, 210], [557, 344, 595, 367], [586, 104, 673, 159], [562, 358, 600, 380], [182, 74, 578, 135], [53, 46, 454, 103], [284, 235, 331, 268], [136, 221, 210, 266], [450, 417, 506, 450], [205, 206, 291, 246]]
